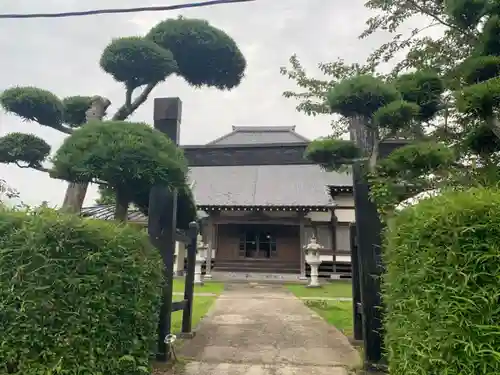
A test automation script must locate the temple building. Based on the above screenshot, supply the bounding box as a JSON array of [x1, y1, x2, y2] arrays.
[[82, 125, 356, 280], [183, 126, 355, 279]]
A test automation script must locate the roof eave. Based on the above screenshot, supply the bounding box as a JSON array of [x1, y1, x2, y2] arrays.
[[197, 205, 334, 212]]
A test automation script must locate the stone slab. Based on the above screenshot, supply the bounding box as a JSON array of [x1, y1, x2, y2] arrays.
[[183, 362, 350, 375]]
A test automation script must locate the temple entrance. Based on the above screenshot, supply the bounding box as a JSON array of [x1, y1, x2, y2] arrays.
[[238, 225, 277, 259]]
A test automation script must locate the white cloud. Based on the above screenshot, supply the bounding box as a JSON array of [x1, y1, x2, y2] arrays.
[[0, 0, 406, 207]]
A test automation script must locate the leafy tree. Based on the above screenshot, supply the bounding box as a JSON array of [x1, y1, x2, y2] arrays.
[[51, 121, 188, 222], [278, 0, 484, 140], [362, 0, 478, 76], [282, 0, 500, 215], [0, 178, 19, 204], [0, 16, 246, 212], [95, 185, 115, 205]]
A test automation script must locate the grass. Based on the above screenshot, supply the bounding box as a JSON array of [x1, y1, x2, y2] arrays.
[[170, 279, 224, 333], [304, 299, 354, 336], [286, 280, 353, 298], [172, 279, 225, 295], [152, 293, 220, 374], [286, 282, 354, 337], [171, 295, 218, 333]]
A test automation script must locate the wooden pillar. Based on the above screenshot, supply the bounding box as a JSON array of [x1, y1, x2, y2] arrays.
[[331, 209, 338, 277], [299, 212, 306, 279], [205, 214, 215, 278]]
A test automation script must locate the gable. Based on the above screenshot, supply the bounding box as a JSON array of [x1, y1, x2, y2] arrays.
[[207, 126, 309, 145]]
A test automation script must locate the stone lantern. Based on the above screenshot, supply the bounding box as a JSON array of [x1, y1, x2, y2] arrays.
[[304, 235, 323, 288], [194, 233, 208, 285]]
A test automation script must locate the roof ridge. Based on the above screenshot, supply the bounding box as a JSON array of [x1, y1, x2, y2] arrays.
[[231, 125, 296, 132]]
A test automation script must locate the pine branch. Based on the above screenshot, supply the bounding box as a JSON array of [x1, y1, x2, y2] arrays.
[[405, 0, 477, 41], [112, 83, 156, 121], [14, 162, 50, 173]]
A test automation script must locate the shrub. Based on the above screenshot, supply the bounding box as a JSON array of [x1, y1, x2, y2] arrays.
[[0, 207, 163, 375], [383, 187, 500, 374]]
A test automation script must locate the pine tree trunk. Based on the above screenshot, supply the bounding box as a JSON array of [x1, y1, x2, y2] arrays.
[[60, 96, 111, 214], [114, 189, 129, 222], [489, 116, 500, 139]]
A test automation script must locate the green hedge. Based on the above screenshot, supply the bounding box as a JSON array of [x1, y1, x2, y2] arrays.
[[0, 207, 163, 375], [383, 188, 500, 374]]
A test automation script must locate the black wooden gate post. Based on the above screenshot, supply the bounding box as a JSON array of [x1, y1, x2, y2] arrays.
[[349, 223, 363, 341], [352, 161, 384, 369], [181, 221, 198, 335], [148, 97, 182, 361], [350, 117, 408, 370]]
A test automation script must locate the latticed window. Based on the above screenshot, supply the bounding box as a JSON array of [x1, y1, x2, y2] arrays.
[[303, 224, 332, 249], [238, 229, 277, 258]]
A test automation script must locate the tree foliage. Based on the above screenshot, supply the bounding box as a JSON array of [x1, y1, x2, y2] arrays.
[[1, 16, 246, 218], [146, 18, 246, 90], [283, 0, 500, 215], [305, 138, 361, 170], [328, 75, 401, 119], [0, 87, 65, 130], [0, 133, 51, 171], [61, 96, 94, 128], [51, 121, 188, 221], [312, 73, 444, 173], [0, 178, 19, 203], [279, 0, 477, 138], [100, 37, 178, 90]]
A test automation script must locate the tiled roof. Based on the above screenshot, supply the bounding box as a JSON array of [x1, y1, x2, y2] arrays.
[[188, 164, 351, 207], [80, 205, 208, 221], [81, 205, 147, 222], [207, 126, 309, 145]]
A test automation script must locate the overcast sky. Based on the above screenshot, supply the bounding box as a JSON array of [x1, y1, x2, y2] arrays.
[[0, 0, 428, 207]]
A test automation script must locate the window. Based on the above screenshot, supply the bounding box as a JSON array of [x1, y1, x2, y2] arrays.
[[336, 225, 351, 251], [238, 228, 277, 258], [304, 224, 332, 248]]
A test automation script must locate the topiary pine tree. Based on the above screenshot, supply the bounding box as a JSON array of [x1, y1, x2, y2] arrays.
[[305, 72, 445, 170], [303, 71, 459, 215], [450, 2, 500, 138], [436, 0, 500, 186], [360, 1, 500, 213], [51, 121, 188, 222], [0, 16, 246, 214]]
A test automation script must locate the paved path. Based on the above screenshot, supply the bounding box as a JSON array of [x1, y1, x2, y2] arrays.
[[173, 292, 352, 301], [172, 292, 217, 297], [177, 284, 360, 375]]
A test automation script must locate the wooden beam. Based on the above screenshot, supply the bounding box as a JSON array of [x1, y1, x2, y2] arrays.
[[213, 217, 301, 225], [206, 214, 215, 277], [299, 212, 306, 279], [172, 300, 187, 312], [331, 209, 338, 275]]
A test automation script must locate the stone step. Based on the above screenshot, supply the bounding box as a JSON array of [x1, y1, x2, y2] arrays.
[[214, 265, 299, 274], [209, 271, 305, 283], [181, 361, 349, 375]]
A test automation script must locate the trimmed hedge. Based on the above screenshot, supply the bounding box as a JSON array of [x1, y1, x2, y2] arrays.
[[0, 207, 163, 375], [383, 188, 500, 374]]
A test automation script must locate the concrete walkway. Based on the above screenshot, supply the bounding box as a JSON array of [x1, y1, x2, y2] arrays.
[[177, 284, 360, 375]]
